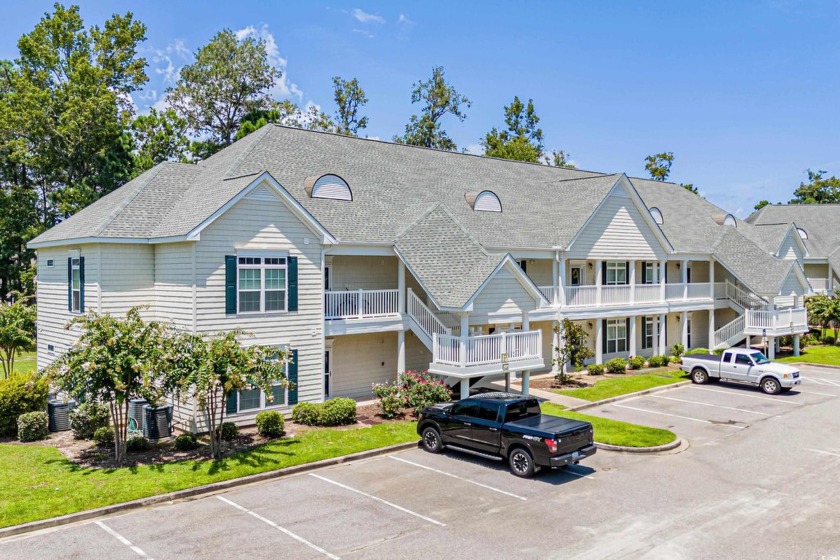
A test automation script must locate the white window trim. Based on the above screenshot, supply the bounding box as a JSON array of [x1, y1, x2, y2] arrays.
[[236, 251, 289, 315], [234, 347, 290, 413], [70, 257, 82, 313], [569, 265, 584, 286], [643, 316, 661, 350], [606, 318, 627, 354], [606, 262, 627, 286]]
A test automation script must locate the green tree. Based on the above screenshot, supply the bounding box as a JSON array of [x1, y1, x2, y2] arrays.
[[395, 66, 470, 150], [50, 307, 177, 464], [170, 330, 287, 458], [482, 96, 544, 163], [680, 183, 699, 194], [0, 182, 38, 298], [166, 29, 281, 149], [552, 319, 594, 382], [0, 4, 147, 225], [130, 108, 190, 173], [754, 200, 771, 211], [235, 100, 334, 141], [645, 152, 674, 181], [790, 169, 840, 204], [0, 296, 35, 378], [332, 76, 368, 136], [544, 149, 576, 169]]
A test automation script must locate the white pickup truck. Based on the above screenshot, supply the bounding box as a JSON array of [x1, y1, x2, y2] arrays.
[[680, 348, 801, 394]]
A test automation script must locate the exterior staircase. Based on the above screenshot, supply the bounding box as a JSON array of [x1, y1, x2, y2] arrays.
[[406, 288, 450, 351]]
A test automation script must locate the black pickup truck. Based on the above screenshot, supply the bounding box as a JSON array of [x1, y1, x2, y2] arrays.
[[416, 393, 596, 477]]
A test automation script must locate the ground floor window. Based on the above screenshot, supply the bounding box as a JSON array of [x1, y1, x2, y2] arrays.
[[642, 316, 662, 350], [606, 319, 627, 353]]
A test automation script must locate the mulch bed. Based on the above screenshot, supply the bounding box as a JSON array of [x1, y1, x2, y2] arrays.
[[2, 402, 413, 470]]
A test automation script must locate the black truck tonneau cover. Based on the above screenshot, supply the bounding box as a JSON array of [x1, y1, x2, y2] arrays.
[[506, 414, 590, 437]]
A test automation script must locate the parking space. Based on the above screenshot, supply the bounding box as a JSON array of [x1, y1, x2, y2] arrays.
[[3, 364, 839, 559]]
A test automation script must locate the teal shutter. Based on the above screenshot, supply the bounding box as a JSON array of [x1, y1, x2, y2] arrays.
[[287, 256, 298, 311], [225, 256, 237, 314], [225, 391, 237, 414], [67, 258, 72, 311], [79, 257, 85, 312], [626, 317, 631, 350], [602, 319, 608, 354], [625, 261, 630, 285], [288, 349, 298, 404], [601, 262, 607, 285]]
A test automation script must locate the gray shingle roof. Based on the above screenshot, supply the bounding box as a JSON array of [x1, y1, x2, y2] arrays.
[[746, 204, 840, 258], [711, 228, 798, 295], [395, 204, 508, 309]]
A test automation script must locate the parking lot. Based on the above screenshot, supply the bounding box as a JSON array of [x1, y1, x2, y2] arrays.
[[2, 364, 839, 559]]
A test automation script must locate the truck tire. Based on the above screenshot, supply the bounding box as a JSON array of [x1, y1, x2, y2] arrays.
[[691, 368, 710, 385], [508, 447, 535, 478], [421, 426, 443, 453], [760, 377, 782, 395]]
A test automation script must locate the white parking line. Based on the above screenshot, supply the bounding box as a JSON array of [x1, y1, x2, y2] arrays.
[[687, 386, 802, 404], [651, 395, 771, 416], [795, 388, 840, 397], [389, 456, 527, 500], [613, 404, 745, 428], [94, 521, 153, 559], [562, 466, 596, 480], [808, 377, 840, 387], [807, 448, 840, 458], [308, 473, 446, 527], [217, 496, 339, 559]]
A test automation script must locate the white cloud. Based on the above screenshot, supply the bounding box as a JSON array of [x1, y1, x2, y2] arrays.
[[353, 8, 385, 24], [168, 39, 191, 60], [352, 28, 375, 39], [464, 143, 484, 156], [397, 14, 414, 26], [235, 23, 302, 100]]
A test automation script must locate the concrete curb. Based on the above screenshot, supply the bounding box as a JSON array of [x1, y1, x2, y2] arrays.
[[0, 440, 421, 540], [786, 362, 840, 371], [566, 380, 692, 412], [595, 437, 683, 454]]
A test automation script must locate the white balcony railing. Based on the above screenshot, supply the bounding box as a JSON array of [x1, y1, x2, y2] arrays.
[[745, 308, 808, 334], [665, 283, 684, 301], [538, 285, 555, 304], [687, 282, 711, 300], [324, 289, 399, 320], [634, 284, 661, 303], [433, 330, 542, 368], [809, 278, 830, 293], [565, 285, 598, 307], [562, 282, 713, 308], [601, 285, 631, 305]]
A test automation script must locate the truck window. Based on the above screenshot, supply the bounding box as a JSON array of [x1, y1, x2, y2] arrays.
[[476, 401, 499, 422], [749, 352, 770, 365], [723, 352, 733, 363], [735, 354, 753, 366], [451, 402, 479, 418], [504, 400, 541, 423]]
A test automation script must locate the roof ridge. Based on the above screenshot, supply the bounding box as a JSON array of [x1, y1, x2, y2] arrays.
[[223, 125, 274, 178], [544, 173, 615, 184]]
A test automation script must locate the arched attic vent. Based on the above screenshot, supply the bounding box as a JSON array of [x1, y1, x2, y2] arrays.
[[304, 174, 352, 201], [649, 207, 664, 225], [797, 227, 808, 240], [465, 190, 502, 212], [713, 213, 737, 228]]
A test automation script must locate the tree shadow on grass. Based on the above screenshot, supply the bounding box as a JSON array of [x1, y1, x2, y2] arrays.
[[202, 438, 304, 475]]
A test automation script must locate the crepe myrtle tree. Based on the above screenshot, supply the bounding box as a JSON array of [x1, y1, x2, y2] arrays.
[[552, 319, 594, 383], [169, 330, 287, 458], [49, 307, 177, 464]]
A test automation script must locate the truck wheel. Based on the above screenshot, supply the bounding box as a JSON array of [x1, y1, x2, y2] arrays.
[[421, 426, 443, 453], [508, 447, 535, 478], [760, 377, 782, 395], [691, 368, 709, 385]]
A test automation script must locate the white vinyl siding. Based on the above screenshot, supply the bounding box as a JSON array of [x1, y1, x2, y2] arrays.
[[311, 175, 352, 201], [100, 244, 155, 318], [779, 268, 806, 297], [778, 230, 804, 262], [567, 186, 664, 260], [155, 242, 194, 328], [330, 332, 399, 399], [329, 256, 398, 290], [520, 259, 553, 287], [471, 267, 537, 320]]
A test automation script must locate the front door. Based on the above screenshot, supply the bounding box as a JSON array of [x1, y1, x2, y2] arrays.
[[570, 266, 582, 286], [324, 349, 332, 399]]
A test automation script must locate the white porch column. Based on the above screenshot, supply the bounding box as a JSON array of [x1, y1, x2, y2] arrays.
[[629, 316, 637, 356], [658, 313, 667, 355], [595, 260, 603, 306], [793, 334, 801, 356], [767, 337, 776, 359], [460, 378, 470, 399], [521, 312, 531, 393], [829, 264, 835, 293], [629, 260, 636, 304], [397, 330, 406, 373], [708, 309, 715, 349], [397, 260, 406, 314], [659, 260, 667, 302], [521, 372, 531, 395], [681, 259, 689, 300], [459, 313, 469, 368], [681, 312, 689, 349], [557, 254, 567, 306], [746, 335, 751, 349], [652, 316, 659, 354], [595, 320, 603, 364], [709, 257, 715, 299]]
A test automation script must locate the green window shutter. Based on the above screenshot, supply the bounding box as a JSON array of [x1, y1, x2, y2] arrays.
[[225, 256, 237, 314], [79, 257, 85, 312], [625, 261, 630, 285], [601, 263, 607, 285], [225, 391, 237, 414], [288, 348, 298, 405], [602, 319, 607, 354], [626, 317, 631, 348], [67, 258, 72, 311], [287, 256, 298, 311]]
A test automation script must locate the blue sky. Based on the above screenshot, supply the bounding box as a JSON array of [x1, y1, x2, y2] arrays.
[[3, 1, 839, 217]]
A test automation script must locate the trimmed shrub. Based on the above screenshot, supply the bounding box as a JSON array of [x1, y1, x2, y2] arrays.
[[400, 371, 451, 411], [126, 435, 151, 452], [94, 426, 115, 446], [647, 355, 670, 368], [605, 358, 627, 374], [215, 422, 239, 441], [586, 363, 604, 375], [0, 376, 49, 437], [291, 402, 321, 426], [174, 433, 199, 451], [628, 356, 646, 370], [378, 392, 403, 418], [17, 411, 48, 442], [319, 398, 357, 426], [685, 347, 710, 356], [69, 401, 110, 440], [255, 410, 285, 437]]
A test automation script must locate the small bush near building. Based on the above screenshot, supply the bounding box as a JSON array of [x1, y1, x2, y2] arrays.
[[685, 348, 710, 355], [319, 398, 357, 426], [671, 344, 685, 360], [372, 371, 451, 418], [69, 402, 110, 440], [255, 410, 285, 437], [174, 433, 199, 451], [628, 356, 646, 370], [17, 411, 48, 442], [605, 358, 628, 373], [587, 363, 605, 375], [215, 422, 239, 441], [0, 376, 49, 437], [378, 392, 403, 418], [647, 355, 670, 368], [291, 402, 321, 425], [126, 435, 151, 452], [94, 426, 115, 447]]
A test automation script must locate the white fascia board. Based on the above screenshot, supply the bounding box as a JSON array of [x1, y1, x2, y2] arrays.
[[790, 262, 813, 295], [483, 246, 557, 257], [618, 174, 675, 254], [325, 243, 396, 257], [28, 235, 193, 249], [185, 172, 337, 245]]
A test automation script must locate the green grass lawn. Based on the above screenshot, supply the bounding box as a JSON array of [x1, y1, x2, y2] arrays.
[[554, 368, 688, 402], [0, 421, 418, 529], [541, 402, 677, 448], [11, 351, 36, 376], [777, 345, 840, 366]]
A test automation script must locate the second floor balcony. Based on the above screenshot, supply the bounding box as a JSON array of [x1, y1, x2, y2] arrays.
[[538, 282, 714, 308], [324, 289, 400, 320]]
